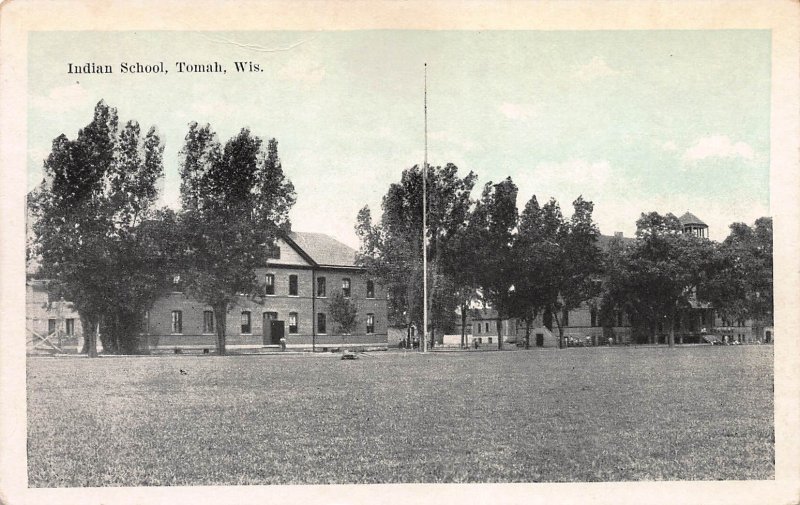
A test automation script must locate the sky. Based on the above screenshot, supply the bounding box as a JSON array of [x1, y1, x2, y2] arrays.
[[27, 30, 771, 248]]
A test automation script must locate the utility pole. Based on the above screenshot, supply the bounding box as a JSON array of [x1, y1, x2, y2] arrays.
[[422, 62, 428, 354]]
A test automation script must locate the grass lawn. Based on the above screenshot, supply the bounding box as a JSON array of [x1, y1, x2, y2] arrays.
[[27, 345, 774, 486]]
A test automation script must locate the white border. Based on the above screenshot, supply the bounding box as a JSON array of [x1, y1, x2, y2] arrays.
[[1, 1, 798, 504]]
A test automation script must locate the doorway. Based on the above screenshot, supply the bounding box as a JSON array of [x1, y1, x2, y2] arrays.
[[262, 312, 277, 345]]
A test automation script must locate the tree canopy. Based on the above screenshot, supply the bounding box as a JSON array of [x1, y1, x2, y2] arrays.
[[701, 218, 773, 328], [601, 212, 719, 346], [28, 101, 168, 355], [177, 123, 296, 355], [355, 164, 476, 343], [329, 292, 359, 335], [467, 178, 519, 349], [511, 195, 602, 347]]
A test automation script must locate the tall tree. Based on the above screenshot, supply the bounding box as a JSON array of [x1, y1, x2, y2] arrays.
[[28, 101, 166, 355], [470, 178, 519, 350], [701, 217, 773, 331], [440, 228, 481, 348], [512, 195, 602, 348], [511, 195, 555, 345], [178, 123, 296, 355], [355, 164, 476, 346], [598, 232, 633, 341], [607, 212, 716, 346]]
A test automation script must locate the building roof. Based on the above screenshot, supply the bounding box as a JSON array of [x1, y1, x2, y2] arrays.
[[286, 231, 359, 268], [678, 211, 707, 227]]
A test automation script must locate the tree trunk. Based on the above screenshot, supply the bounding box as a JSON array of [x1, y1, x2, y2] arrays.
[[80, 314, 99, 357], [98, 314, 115, 354], [496, 317, 503, 350], [214, 305, 227, 356], [525, 319, 531, 349], [667, 317, 674, 347], [668, 309, 676, 347], [554, 311, 564, 349], [460, 303, 467, 348], [89, 320, 99, 358], [80, 315, 90, 354]]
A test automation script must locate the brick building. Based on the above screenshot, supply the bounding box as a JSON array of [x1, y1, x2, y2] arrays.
[[144, 231, 388, 351]]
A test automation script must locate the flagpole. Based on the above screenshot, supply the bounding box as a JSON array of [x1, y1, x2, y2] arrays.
[[422, 62, 428, 354]]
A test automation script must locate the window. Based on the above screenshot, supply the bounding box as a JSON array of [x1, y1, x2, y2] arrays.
[[203, 311, 215, 333], [48, 319, 56, 335], [317, 277, 326, 297], [366, 280, 375, 298], [289, 312, 298, 334], [342, 278, 351, 298], [65, 318, 75, 336], [317, 313, 327, 334], [485, 322, 489, 332], [617, 310, 623, 327], [241, 311, 251, 334], [366, 313, 375, 334], [590, 308, 598, 327], [488, 337, 493, 344], [267, 244, 281, 259], [289, 275, 298, 296], [264, 274, 275, 295], [562, 308, 569, 327], [476, 323, 481, 334], [171, 311, 183, 334]]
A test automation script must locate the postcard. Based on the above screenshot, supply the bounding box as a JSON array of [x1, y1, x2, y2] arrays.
[[1, 1, 798, 504]]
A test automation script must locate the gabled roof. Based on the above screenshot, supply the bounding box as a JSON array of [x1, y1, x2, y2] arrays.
[[678, 211, 707, 227], [285, 231, 359, 268]]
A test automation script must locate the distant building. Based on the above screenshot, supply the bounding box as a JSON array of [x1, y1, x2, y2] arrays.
[[143, 232, 388, 351], [452, 211, 770, 347], [679, 211, 709, 239], [26, 279, 84, 354], [26, 196, 86, 354]]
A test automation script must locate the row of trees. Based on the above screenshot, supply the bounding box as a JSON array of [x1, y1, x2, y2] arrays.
[[355, 166, 604, 348], [28, 101, 773, 355], [28, 101, 296, 355], [355, 164, 773, 348]]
